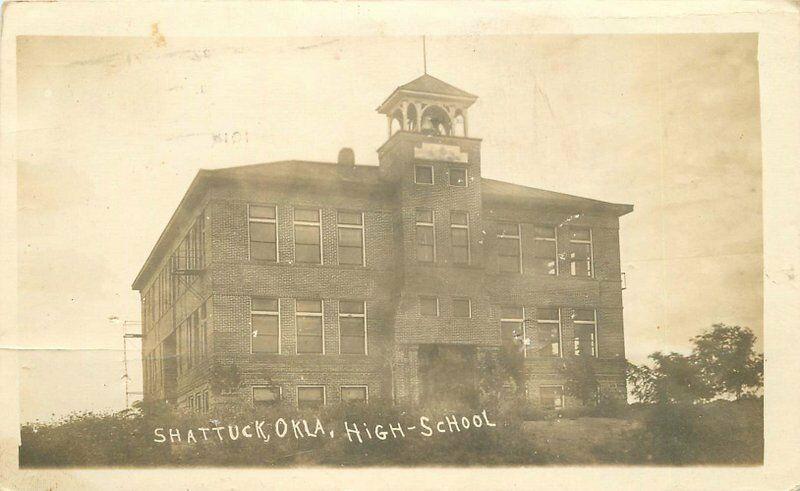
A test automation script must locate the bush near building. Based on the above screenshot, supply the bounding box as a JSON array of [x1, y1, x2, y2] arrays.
[[19, 397, 762, 467]]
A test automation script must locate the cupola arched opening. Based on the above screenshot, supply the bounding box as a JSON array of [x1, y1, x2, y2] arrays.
[[420, 105, 451, 136], [453, 110, 466, 137], [406, 104, 418, 132], [390, 109, 404, 135]]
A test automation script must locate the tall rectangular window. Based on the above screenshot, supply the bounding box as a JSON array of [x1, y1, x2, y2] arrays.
[[197, 211, 205, 269], [294, 208, 322, 264], [296, 299, 323, 354], [450, 211, 470, 265], [533, 225, 558, 275], [339, 300, 366, 355], [297, 386, 326, 409], [573, 308, 598, 357], [251, 297, 280, 354], [500, 306, 525, 358], [248, 204, 278, 261], [497, 222, 521, 273], [176, 322, 183, 375], [415, 209, 435, 263], [414, 164, 434, 184], [199, 300, 208, 358], [536, 307, 562, 357], [569, 227, 593, 277], [337, 211, 364, 266], [190, 311, 199, 365], [540, 385, 565, 409]]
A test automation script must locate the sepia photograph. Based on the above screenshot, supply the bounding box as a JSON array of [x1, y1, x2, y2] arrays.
[[12, 32, 765, 468], [3, 2, 798, 488]]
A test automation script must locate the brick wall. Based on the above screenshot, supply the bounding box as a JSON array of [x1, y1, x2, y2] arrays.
[[137, 150, 628, 409]]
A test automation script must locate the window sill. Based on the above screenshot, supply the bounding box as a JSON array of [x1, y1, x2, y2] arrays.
[[246, 260, 370, 270]]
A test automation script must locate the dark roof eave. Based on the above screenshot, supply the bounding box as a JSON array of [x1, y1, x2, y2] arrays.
[[483, 191, 634, 217], [376, 89, 477, 114], [131, 170, 211, 290]]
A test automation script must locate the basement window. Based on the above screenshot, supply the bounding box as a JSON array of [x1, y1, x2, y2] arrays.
[[452, 298, 472, 318], [253, 386, 281, 406], [297, 386, 326, 409], [420, 296, 439, 316], [341, 386, 368, 403]]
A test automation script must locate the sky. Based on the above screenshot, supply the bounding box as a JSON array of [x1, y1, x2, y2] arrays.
[[15, 34, 762, 423]]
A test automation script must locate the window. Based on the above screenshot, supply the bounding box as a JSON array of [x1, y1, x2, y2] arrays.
[[497, 222, 521, 273], [251, 297, 280, 354], [540, 385, 565, 410], [536, 307, 562, 357], [188, 395, 195, 410], [419, 296, 439, 316], [253, 386, 281, 406], [297, 386, 325, 409], [500, 306, 526, 358], [199, 300, 208, 359], [296, 300, 323, 354], [450, 211, 470, 265], [248, 204, 277, 261], [294, 208, 322, 264], [337, 211, 364, 266], [569, 227, 593, 277], [189, 311, 199, 366], [452, 298, 471, 318], [341, 386, 368, 403], [449, 167, 467, 187], [415, 209, 436, 263], [339, 301, 366, 355], [573, 308, 598, 357], [414, 164, 434, 184], [533, 225, 558, 275]]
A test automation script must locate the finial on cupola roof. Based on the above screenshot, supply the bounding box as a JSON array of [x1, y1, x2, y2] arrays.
[[377, 38, 478, 140]]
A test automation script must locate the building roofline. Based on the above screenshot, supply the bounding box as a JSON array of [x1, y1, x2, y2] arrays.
[[481, 177, 634, 216], [131, 170, 211, 290], [376, 74, 478, 114], [132, 161, 633, 291]]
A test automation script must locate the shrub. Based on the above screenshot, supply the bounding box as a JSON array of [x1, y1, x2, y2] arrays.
[[628, 398, 763, 465], [589, 393, 629, 418]]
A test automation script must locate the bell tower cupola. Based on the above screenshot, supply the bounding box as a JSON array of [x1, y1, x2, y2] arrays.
[[376, 74, 477, 139]]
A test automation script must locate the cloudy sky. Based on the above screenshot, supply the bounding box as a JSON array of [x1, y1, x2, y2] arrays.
[[16, 34, 762, 422]]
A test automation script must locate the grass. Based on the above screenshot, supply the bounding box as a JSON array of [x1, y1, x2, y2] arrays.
[[19, 398, 762, 467]]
